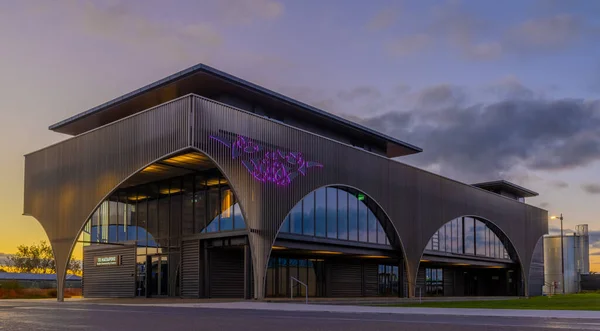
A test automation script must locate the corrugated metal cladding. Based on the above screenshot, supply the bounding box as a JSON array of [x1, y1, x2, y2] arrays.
[[325, 261, 378, 297], [181, 239, 200, 298], [83, 245, 136, 298], [327, 261, 362, 297], [24, 94, 547, 300], [443, 269, 455, 296], [208, 248, 245, 298]]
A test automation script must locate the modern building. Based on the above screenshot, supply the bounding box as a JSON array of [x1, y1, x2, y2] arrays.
[[23, 64, 548, 301], [544, 224, 590, 294]]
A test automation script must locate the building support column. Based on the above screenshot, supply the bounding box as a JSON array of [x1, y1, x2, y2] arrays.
[[398, 258, 405, 298], [244, 244, 253, 299]]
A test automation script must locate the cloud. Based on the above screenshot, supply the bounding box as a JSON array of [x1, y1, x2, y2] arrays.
[[25, 0, 224, 62], [590, 231, 600, 248], [385, 34, 433, 57], [294, 79, 600, 182], [337, 87, 382, 102], [506, 14, 583, 51], [367, 7, 401, 31], [582, 183, 600, 195], [383, 1, 597, 60], [215, 0, 285, 24], [539, 202, 550, 208], [550, 180, 569, 189]]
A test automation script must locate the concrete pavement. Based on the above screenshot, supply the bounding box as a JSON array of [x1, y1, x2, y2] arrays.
[[108, 301, 600, 320]]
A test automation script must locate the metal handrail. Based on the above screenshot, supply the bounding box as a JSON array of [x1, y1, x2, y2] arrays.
[[415, 286, 422, 303], [290, 277, 308, 304]]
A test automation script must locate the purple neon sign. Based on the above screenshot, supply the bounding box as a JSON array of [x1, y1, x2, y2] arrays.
[[210, 134, 323, 186]]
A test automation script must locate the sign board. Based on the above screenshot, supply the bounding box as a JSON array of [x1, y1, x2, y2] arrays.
[[95, 255, 121, 266]]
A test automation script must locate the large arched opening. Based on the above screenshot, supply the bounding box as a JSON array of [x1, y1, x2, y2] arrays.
[[265, 185, 407, 298], [78, 150, 249, 298], [416, 216, 522, 297]]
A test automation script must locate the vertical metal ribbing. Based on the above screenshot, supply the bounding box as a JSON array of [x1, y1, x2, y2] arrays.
[[24, 93, 546, 301], [24, 96, 192, 301], [190, 95, 546, 299]]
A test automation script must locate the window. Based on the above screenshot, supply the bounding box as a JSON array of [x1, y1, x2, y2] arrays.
[[303, 192, 315, 236], [378, 264, 399, 296], [280, 187, 391, 246], [424, 217, 511, 260], [425, 268, 443, 296]]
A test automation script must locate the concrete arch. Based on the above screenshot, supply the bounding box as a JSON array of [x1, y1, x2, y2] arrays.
[[28, 146, 251, 301], [264, 184, 409, 298], [415, 214, 527, 297]]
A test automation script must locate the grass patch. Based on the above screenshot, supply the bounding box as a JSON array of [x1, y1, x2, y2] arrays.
[[391, 293, 600, 311]]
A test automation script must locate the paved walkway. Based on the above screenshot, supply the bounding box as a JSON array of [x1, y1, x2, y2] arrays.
[[110, 301, 600, 320]]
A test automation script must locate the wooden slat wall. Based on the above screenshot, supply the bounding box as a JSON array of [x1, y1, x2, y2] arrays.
[[83, 245, 136, 298]]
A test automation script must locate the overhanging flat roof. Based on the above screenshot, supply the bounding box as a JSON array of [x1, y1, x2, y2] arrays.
[[472, 180, 539, 198], [49, 64, 422, 157]]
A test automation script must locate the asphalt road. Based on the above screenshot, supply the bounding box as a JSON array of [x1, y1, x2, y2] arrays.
[[1, 301, 600, 331]]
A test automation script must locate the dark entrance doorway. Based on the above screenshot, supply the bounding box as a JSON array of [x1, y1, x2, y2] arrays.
[[146, 254, 169, 297]]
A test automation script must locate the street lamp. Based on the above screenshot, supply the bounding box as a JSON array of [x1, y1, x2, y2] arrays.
[[550, 214, 565, 294]]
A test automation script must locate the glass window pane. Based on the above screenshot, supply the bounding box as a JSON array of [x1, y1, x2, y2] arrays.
[[475, 220, 486, 257], [109, 200, 118, 243], [326, 188, 337, 238], [439, 226, 446, 252], [182, 176, 194, 235], [170, 178, 182, 244], [347, 192, 359, 241], [194, 176, 207, 233], [291, 201, 303, 234], [303, 192, 315, 236], [377, 221, 386, 244], [233, 202, 245, 229], [91, 209, 99, 243], [315, 188, 327, 237], [158, 181, 170, 241], [457, 217, 463, 254], [147, 185, 158, 245], [206, 181, 220, 233], [137, 198, 148, 247], [426, 238, 433, 250], [358, 200, 368, 242], [464, 217, 475, 254], [337, 190, 348, 240], [450, 219, 457, 253], [367, 207, 378, 243], [445, 223, 452, 252], [281, 214, 290, 233], [220, 184, 234, 231]]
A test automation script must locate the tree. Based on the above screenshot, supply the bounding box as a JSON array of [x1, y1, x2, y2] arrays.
[[7, 241, 80, 275]]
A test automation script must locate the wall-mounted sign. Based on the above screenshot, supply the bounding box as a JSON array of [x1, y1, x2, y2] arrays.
[[95, 255, 121, 266], [210, 134, 323, 186]]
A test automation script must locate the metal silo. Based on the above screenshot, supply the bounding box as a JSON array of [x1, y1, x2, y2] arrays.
[[544, 224, 590, 294]]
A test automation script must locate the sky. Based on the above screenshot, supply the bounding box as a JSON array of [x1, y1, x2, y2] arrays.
[[0, 0, 599, 270]]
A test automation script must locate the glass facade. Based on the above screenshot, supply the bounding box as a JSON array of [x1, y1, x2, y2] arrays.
[[265, 257, 326, 297], [83, 171, 246, 247], [425, 268, 443, 296], [82, 170, 246, 297], [280, 187, 390, 245], [378, 264, 399, 296], [425, 217, 510, 260]]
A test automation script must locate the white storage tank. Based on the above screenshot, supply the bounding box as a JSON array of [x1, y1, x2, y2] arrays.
[[543, 224, 590, 294]]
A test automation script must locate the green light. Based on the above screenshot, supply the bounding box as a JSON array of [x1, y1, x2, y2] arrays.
[[357, 193, 365, 201]]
